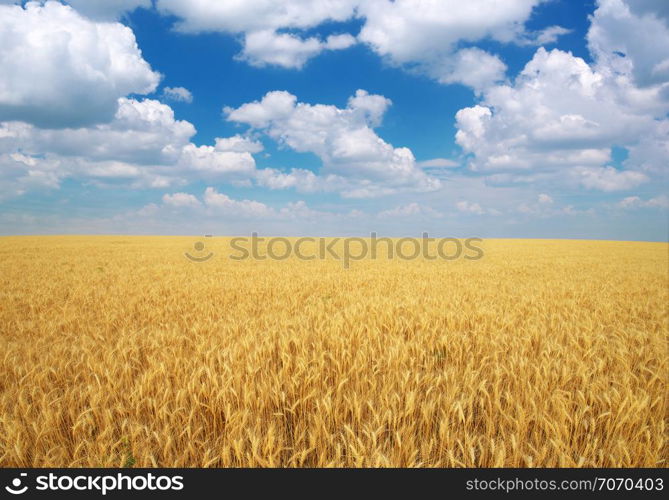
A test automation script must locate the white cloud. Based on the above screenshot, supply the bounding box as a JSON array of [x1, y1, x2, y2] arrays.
[[454, 37, 668, 191], [456, 48, 631, 171], [153, 0, 549, 88], [177, 144, 256, 179], [618, 196, 641, 209], [618, 195, 669, 209], [157, 0, 359, 33], [1, 98, 195, 164], [325, 33, 356, 50], [224, 90, 297, 128], [432, 48, 507, 92], [225, 89, 440, 196], [204, 187, 322, 219], [239, 29, 355, 69], [239, 30, 326, 69], [0, 1, 160, 128], [0, 97, 264, 194], [345, 89, 392, 127], [358, 0, 539, 57], [356, 0, 542, 89], [162, 86, 193, 103], [454, 0, 669, 188], [203, 187, 273, 218], [162, 192, 202, 208], [0, 89, 437, 199], [157, 0, 359, 68], [538, 193, 553, 204]]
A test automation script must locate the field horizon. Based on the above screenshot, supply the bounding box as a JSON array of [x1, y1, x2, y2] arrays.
[[2, 235, 668, 243]]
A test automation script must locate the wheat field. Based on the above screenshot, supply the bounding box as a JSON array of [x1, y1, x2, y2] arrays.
[[0, 236, 666, 467]]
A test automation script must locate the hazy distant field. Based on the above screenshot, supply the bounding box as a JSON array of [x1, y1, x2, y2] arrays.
[[0, 236, 666, 467]]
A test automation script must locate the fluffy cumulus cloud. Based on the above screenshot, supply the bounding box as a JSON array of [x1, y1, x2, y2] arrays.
[[225, 89, 440, 197], [356, 0, 546, 90], [436, 48, 508, 94], [239, 30, 356, 69], [156, 0, 359, 33], [20, 0, 569, 90], [0, 1, 160, 128], [455, 48, 649, 173], [155, 0, 360, 69], [454, 0, 669, 192], [1, 98, 194, 165], [0, 97, 264, 194], [0, 87, 441, 200], [0, 87, 440, 200], [177, 144, 256, 180], [162, 192, 201, 208], [3, 1, 568, 93], [152, 0, 561, 88]]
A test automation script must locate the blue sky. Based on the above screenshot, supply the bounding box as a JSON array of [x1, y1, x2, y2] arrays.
[[0, 0, 667, 240]]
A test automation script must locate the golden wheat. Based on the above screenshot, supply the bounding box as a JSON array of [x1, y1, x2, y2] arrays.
[[0, 236, 666, 467]]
